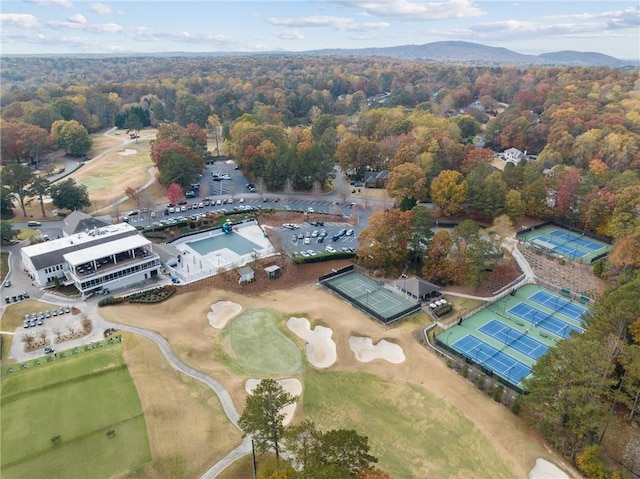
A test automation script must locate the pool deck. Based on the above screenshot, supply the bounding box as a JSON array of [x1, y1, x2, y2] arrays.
[[168, 221, 276, 284]]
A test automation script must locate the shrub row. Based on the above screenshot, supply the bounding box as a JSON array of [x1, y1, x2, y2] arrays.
[[98, 296, 125, 307], [126, 285, 176, 304], [293, 251, 355, 264]]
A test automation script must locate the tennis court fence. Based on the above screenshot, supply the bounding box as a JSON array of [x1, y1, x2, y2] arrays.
[[320, 279, 420, 324]]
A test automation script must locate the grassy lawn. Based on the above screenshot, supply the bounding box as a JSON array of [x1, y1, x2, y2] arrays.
[[75, 147, 152, 194], [302, 369, 516, 479], [221, 309, 303, 375], [0, 343, 151, 479]]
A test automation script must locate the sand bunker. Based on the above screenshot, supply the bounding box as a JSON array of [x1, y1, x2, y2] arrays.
[[207, 301, 242, 329], [348, 336, 406, 364], [245, 378, 302, 426], [118, 148, 137, 156], [529, 458, 569, 479], [287, 317, 336, 368]]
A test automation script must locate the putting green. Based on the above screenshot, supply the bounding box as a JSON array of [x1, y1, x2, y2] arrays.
[[1, 344, 150, 479], [223, 309, 302, 374]]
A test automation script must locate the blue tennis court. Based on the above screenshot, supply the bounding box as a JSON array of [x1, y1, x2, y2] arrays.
[[548, 230, 603, 252], [479, 320, 548, 360], [452, 335, 531, 384], [528, 290, 588, 321], [508, 303, 584, 338]]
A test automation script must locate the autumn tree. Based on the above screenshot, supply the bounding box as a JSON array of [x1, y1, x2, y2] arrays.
[[461, 147, 493, 175], [430, 170, 468, 216], [422, 229, 457, 284], [0, 122, 53, 163], [356, 209, 414, 272], [238, 379, 297, 461], [334, 134, 379, 179], [167, 183, 184, 205], [51, 120, 93, 156], [124, 186, 141, 209], [386, 163, 426, 204], [504, 190, 526, 223], [553, 167, 582, 221]]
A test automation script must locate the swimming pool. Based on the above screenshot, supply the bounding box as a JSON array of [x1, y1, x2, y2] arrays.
[[187, 232, 262, 256]]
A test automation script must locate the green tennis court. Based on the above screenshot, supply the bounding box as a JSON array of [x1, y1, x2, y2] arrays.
[[519, 224, 611, 263], [320, 270, 420, 324]]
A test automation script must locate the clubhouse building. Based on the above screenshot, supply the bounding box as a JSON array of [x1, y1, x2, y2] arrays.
[[21, 223, 161, 298]]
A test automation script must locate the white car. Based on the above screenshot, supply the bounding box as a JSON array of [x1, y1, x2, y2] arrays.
[[325, 246, 336, 253], [227, 198, 234, 204], [304, 237, 311, 245], [239, 198, 245, 203], [307, 207, 314, 213]]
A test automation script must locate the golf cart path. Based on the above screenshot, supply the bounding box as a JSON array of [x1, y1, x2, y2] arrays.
[[87, 302, 251, 477]]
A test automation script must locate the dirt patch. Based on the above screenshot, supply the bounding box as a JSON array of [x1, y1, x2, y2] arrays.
[[520, 245, 605, 299], [176, 258, 353, 296]]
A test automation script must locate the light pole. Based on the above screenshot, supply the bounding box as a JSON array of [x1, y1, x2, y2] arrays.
[[507, 365, 514, 384], [475, 346, 483, 364], [446, 330, 453, 347], [504, 329, 510, 347]]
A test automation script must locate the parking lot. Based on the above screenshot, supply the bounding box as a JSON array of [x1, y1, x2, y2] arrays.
[[271, 221, 360, 258]]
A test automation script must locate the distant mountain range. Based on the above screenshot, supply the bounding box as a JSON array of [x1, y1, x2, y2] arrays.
[[304, 41, 635, 68], [10, 41, 636, 68]]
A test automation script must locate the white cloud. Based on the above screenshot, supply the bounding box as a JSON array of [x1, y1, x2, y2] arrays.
[[26, 0, 73, 8], [267, 15, 388, 31], [337, 0, 485, 21], [90, 2, 116, 15], [48, 18, 123, 33], [277, 30, 305, 40], [68, 13, 86, 24], [0, 13, 40, 29]]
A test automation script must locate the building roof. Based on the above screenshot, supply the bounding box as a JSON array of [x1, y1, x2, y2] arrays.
[[238, 266, 254, 276], [22, 223, 139, 270], [393, 277, 439, 298], [152, 243, 181, 265], [264, 265, 280, 273], [62, 210, 110, 236], [63, 235, 150, 266], [363, 170, 390, 184], [504, 147, 524, 158]]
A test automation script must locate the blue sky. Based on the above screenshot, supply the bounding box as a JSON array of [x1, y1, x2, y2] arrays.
[[1, 0, 638, 59]]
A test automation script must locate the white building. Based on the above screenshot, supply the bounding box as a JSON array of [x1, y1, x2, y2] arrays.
[[504, 147, 526, 165], [21, 223, 161, 297]]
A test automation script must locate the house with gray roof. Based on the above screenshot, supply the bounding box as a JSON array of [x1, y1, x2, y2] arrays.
[[62, 210, 111, 237]]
